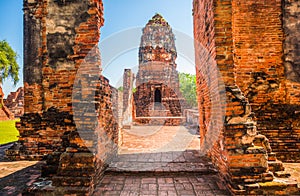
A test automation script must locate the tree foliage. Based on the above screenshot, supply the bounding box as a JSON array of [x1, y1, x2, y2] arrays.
[[179, 72, 197, 108], [117, 86, 124, 92], [0, 40, 19, 85]]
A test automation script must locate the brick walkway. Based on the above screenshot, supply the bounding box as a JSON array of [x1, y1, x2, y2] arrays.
[[94, 125, 231, 195], [283, 163, 300, 189], [2, 125, 299, 195], [119, 125, 200, 154], [94, 173, 230, 196], [108, 151, 215, 173], [0, 144, 44, 196]]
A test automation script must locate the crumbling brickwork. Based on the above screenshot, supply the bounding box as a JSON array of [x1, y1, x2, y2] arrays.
[[0, 87, 14, 120], [6, 0, 118, 194], [231, 0, 300, 162], [2, 0, 299, 194], [134, 14, 185, 126], [193, 0, 299, 194], [281, 0, 300, 161], [283, 0, 300, 84], [4, 87, 24, 118]]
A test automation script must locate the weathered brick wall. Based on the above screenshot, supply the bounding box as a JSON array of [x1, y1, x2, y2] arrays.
[[4, 87, 24, 118], [231, 0, 300, 162], [193, 0, 214, 144], [23, 0, 44, 114], [6, 0, 112, 158], [280, 0, 300, 161], [283, 0, 300, 106], [134, 14, 184, 125], [7, 0, 94, 158], [136, 62, 180, 95], [6, 0, 119, 193], [223, 86, 276, 194], [193, 0, 299, 194], [232, 0, 285, 104], [134, 82, 182, 117], [193, 0, 231, 182], [283, 0, 300, 84], [283, 0, 300, 104], [0, 87, 14, 120]]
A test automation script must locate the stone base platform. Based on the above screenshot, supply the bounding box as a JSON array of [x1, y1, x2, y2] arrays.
[[134, 116, 186, 126], [231, 177, 299, 195]]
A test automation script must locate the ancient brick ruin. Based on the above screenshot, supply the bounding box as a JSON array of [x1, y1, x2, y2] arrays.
[[193, 0, 300, 194], [6, 0, 118, 194], [134, 14, 185, 126], [3, 0, 300, 195], [122, 69, 134, 128], [4, 87, 24, 118], [0, 86, 14, 120]]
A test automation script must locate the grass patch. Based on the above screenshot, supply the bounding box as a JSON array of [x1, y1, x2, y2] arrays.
[[0, 119, 20, 145]]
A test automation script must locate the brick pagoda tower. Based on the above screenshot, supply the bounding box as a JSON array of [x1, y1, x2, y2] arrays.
[[134, 14, 184, 125]]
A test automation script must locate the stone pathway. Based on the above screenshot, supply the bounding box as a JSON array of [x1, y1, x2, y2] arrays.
[[283, 163, 300, 189], [94, 125, 230, 195], [119, 125, 200, 154], [94, 173, 230, 196], [108, 151, 216, 173], [1, 125, 299, 195]]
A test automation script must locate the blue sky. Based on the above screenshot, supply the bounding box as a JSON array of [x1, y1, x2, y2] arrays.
[[0, 0, 23, 96], [0, 0, 194, 95]]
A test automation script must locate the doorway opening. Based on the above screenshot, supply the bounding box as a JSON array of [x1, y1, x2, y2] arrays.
[[154, 88, 162, 103]]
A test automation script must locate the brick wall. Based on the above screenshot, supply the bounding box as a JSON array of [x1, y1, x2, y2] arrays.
[[279, 0, 300, 161], [232, 0, 285, 104], [0, 87, 14, 120], [23, 0, 44, 114], [7, 0, 97, 159], [283, 0, 300, 84], [283, 0, 300, 104], [193, 0, 230, 181], [4, 87, 24, 118], [6, 0, 119, 194], [193, 0, 299, 194], [231, 0, 300, 162], [194, 0, 300, 164]]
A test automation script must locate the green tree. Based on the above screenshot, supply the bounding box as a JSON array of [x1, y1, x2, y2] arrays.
[[179, 72, 197, 108], [117, 86, 124, 92], [0, 40, 19, 85]]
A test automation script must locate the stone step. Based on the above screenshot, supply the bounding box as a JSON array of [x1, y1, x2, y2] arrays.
[[107, 151, 215, 175], [268, 160, 285, 172], [135, 116, 186, 119], [274, 171, 291, 178], [52, 176, 92, 187], [107, 161, 216, 174], [268, 152, 277, 161], [25, 183, 91, 195], [104, 169, 218, 177], [237, 177, 299, 195], [149, 109, 169, 116], [134, 116, 186, 126]]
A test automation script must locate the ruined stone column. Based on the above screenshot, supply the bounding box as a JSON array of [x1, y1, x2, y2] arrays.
[[122, 69, 134, 128]]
